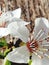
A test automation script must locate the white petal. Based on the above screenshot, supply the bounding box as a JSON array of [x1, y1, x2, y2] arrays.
[[0, 11, 12, 23], [33, 17, 49, 41], [15, 19, 30, 26], [0, 28, 10, 38], [32, 54, 42, 65], [6, 46, 30, 63], [18, 26, 29, 43], [7, 22, 19, 38], [32, 54, 49, 65], [7, 22, 29, 43], [0, 8, 21, 24], [12, 8, 21, 18], [7, 18, 30, 26]]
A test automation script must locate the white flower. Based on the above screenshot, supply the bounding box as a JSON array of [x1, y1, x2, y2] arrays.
[[4, 17, 49, 65], [0, 8, 21, 24]]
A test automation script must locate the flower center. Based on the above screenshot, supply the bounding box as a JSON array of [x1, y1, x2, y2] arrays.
[[27, 40, 39, 53]]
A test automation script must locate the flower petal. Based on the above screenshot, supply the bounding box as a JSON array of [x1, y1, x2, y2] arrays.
[[33, 17, 49, 41], [6, 46, 30, 63], [7, 22, 29, 43], [0, 28, 10, 38]]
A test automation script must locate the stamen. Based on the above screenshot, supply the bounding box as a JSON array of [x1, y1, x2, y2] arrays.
[[37, 32, 44, 40], [44, 53, 49, 58], [35, 29, 42, 40], [33, 52, 43, 59], [39, 36, 49, 42], [42, 43, 49, 47], [39, 48, 49, 52]]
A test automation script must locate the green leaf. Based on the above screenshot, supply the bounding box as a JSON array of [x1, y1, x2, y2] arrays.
[[0, 38, 7, 47], [4, 49, 10, 57], [4, 60, 11, 65]]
